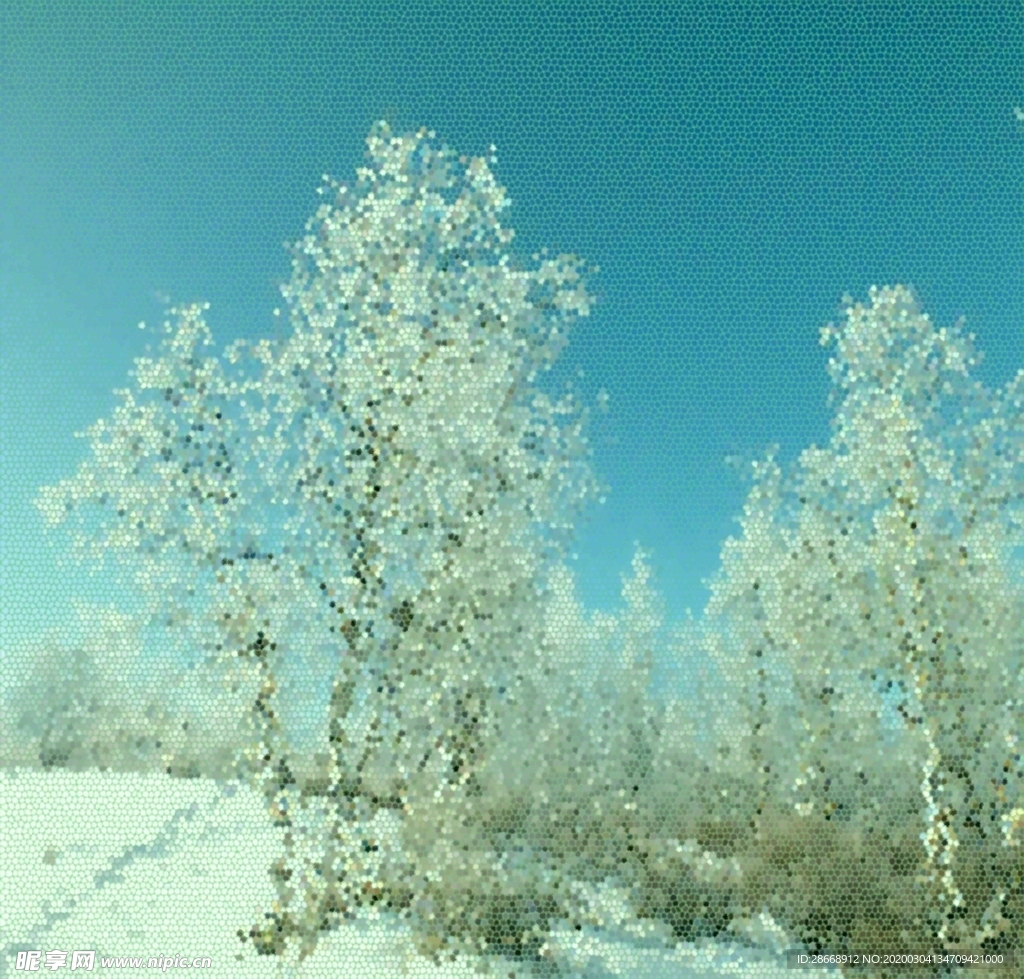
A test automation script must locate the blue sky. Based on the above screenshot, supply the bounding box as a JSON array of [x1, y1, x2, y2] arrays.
[[1, 2, 1021, 686]]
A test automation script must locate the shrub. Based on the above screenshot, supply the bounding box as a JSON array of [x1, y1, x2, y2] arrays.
[[0, 599, 260, 779]]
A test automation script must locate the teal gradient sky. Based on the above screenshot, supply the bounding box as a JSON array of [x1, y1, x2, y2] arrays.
[[1, 2, 1021, 700]]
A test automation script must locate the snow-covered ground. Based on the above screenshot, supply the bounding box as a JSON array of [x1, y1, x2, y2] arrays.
[[0, 769, 841, 978]]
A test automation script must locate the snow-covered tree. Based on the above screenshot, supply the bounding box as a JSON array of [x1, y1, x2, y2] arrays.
[[33, 122, 604, 964], [686, 285, 1024, 958]]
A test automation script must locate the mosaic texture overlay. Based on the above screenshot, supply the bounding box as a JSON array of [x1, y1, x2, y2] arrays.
[[2, 5, 1021, 978]]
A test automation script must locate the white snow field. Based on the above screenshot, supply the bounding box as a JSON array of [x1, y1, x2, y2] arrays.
[[0, 769, 841, 978]]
